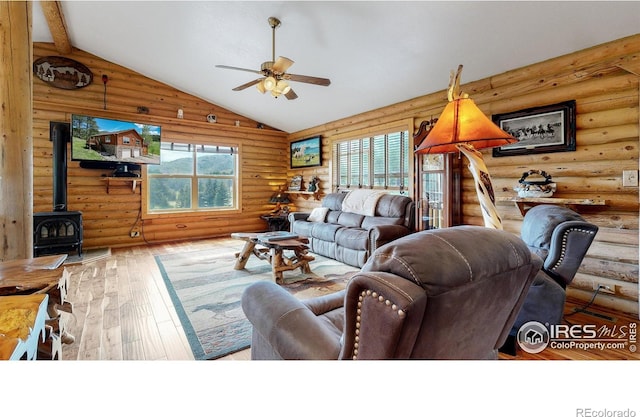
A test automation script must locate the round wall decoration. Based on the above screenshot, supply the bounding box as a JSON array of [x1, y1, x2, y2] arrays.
[[33, 56, 93, 90]]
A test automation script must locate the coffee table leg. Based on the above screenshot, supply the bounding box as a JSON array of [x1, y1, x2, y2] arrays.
[[271, 247, 284, 283], [234, 240, 256, 270]]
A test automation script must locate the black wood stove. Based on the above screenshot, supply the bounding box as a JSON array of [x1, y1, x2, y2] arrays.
[[33, 211, 83, 257], [33, 122, 84, 258]]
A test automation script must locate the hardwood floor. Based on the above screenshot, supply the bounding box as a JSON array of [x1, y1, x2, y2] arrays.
[[61, 236, 251, 360], [59, 237, 638, 361]]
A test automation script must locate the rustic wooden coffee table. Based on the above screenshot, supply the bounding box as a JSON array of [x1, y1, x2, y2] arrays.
[[231, 232, 315, 283]]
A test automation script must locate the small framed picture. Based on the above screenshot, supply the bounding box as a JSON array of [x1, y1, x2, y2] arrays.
[[289, 175, 303, 191], [492, 100, 576, 157], [290, 136, 322, 168]]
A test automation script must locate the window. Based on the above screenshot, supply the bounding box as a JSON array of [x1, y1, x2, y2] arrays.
[[146, 142, 238, 213], [333, 130, 410, 194]]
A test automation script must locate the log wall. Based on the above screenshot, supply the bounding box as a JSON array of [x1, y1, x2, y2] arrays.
[[288, 34, 640, 316], [33, 43, 288, 248]]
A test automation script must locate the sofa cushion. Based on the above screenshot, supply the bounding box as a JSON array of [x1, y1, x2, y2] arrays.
[[361, 216, 404, 229], [325, 210, 342, 224], [336, 212, 365, 228], [335, 227, 369, 250], [311, 223, 343, 241], [375, 194, 412, 217], [291, 219, 315, 238], [336, 246, 367, 268], [313, 238, 339, 259]]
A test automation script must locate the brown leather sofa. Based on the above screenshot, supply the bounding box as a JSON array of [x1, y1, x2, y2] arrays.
[[241, 226, 541, 360], [288, 192, 415, 268]]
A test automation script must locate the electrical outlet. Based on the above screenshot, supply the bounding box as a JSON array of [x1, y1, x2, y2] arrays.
[[593, 282, 615, 294], [130, 231, 140, 238], [622, 170, 638, 187]]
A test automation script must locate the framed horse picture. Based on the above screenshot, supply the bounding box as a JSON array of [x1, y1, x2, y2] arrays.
[[492, 100, 576, 157], [290, 136, 322, 168]]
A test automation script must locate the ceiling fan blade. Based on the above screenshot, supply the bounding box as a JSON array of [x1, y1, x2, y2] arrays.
[[285, 73, 331, 86], [216, 65, 262, 75], [284, 89, 298, 100], [272, 56, 294, 73], [232, 78, 263, 91]]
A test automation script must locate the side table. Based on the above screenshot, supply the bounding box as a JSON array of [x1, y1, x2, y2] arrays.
[[260, 213, 290, 231]]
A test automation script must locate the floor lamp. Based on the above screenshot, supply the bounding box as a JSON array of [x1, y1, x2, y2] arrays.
[[415, 65, 517, 229]]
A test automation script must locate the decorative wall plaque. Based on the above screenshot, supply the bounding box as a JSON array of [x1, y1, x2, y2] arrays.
[[33, 56, 93, 90]]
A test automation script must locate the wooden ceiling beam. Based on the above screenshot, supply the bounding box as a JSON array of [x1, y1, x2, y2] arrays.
[[39, 1, 72, 54]]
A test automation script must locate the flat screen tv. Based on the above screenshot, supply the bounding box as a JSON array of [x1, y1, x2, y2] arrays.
[[71, 114, 161, 166]]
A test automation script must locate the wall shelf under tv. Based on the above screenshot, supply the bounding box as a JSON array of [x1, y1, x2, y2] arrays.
[[101, 177, 139, 193]]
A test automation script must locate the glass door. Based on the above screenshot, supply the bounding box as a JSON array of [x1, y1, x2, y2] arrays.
[[416, 153, 460, 230]]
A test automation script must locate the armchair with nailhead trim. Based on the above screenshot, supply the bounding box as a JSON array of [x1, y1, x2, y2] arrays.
[[241, 226, 541, 360], [500, 204, 599, 354]]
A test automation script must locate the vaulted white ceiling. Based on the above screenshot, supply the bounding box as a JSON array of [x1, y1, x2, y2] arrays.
[[32, 1, 640, 133]]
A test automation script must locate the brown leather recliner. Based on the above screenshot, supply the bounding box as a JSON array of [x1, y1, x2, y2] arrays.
[[508, 205, 599, 333], [241, 226, 542, 360]]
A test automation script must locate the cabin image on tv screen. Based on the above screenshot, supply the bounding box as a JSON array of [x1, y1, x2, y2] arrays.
[[87, 129, 148, 159], [71, 114, 161, 165]]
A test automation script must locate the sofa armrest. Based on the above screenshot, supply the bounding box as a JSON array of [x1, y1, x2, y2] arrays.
[[369, 224, 412, 251], [241, 281, 342, 359], [339, 271, 428, 359], [288, 212, 310, 222], [302, 289, 346, 315]]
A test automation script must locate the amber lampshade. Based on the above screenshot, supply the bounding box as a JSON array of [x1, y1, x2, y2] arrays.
[[415, 97, 516, 154]]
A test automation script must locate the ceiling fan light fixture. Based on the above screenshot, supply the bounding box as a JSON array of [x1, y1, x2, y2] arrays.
[[276, 80, 291, 94], [256, 80, 266, 94], [263, 76, 277, 91]]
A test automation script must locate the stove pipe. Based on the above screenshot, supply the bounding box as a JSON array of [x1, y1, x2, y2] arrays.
[[50, 121, 70, 211]]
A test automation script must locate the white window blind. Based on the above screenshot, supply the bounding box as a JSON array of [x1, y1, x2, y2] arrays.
[[333, 130, 409, 194]]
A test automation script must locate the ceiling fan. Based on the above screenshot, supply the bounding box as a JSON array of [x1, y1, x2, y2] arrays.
[[216, 17, 331, 100]]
